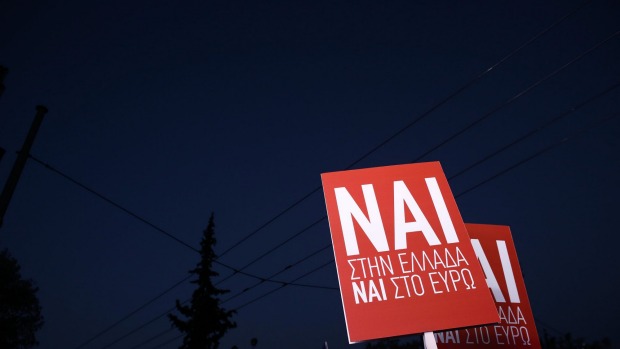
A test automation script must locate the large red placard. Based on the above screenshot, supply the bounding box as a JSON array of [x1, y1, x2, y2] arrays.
[[321, 162, 498, 343]]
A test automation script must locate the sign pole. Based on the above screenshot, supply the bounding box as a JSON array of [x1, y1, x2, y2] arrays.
[[423, 332, 438, 349]]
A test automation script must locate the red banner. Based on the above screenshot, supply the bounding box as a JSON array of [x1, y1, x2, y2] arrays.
[[435, 224, 541, 349], [321, 162, 498, 343]]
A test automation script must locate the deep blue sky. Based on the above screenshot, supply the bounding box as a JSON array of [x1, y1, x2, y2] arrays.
[[1, 1, 619, 348]]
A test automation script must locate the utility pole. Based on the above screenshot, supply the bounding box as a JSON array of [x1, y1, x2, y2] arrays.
[[0, 105, 48, 228]]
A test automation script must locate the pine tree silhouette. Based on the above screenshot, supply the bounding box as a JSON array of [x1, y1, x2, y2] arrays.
[[169, 214, 236, 349], [0, 249, 44, 349]]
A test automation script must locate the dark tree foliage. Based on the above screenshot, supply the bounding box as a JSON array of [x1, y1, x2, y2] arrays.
[[364, 336, 423, 349], [363, 332, 612, 349], [169, 214, 236, 349], [541, 331, 612, 349], [230, 336, 257, 349], [0, 249, 44, 349], [250, 337, 257, 347]]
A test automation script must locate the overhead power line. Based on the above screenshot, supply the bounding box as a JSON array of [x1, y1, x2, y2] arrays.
[[214, 100, 620, 316], [230, 259, 336, 311], [53, 4, 598, 346], [207, 29, 620, 291], [220, 243, 336, 304], [455, 113, 619, 198], [49, 40, 619, 348], [89, 245, 336, 349], [223, 80, 620, 303], [128, 328, 176, 349], [28, 155, 200, 253], [215, 0, 593, 258], [72, 274, 192, 349], [28, 155, 327, 289], [147, 333, 183, 349], [70, 232, 335, 349], [84, 76, 619, 349], [96, 301, 187, 349], [221, 112, 620, 315], [92, 254, 336, 349], [216, 216, 327, 285], [123, 112, 619, 349], [410, 29, 620, 163], [447, 81, 620, 181]]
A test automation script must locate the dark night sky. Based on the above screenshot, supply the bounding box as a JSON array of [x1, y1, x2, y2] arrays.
[[1, 1, 619, 348]]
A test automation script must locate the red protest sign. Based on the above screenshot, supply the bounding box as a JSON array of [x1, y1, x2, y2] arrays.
[[435, 224, 541, 349], [321, 162, 498, 343]]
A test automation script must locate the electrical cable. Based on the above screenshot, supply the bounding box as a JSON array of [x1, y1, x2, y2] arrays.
[[64, 28, 617, 349], [137, 258, 338, 349], [30, 8, 609, 298], [72, 274, 192, 349], [50, 62, 616, 349], [5, 3, 606, 349], [147, 333, 183, 349], [90, 246, 336, 349], [220, 243, 335, 304], [93, 255, 336, 349], [216, 216, 326, 284], [96, 301, 187, 349], [128, 328, 176, 349], [209, 29, 620, 290], [32, 3, 600, 346], [215, 0, 593, 258], [455, 113, 619, 198], [230, 259, 336, 311], [103, 111, 619, 349], [221, 112, 620, 316], [409, 30, 620, 164], [447, 81, 620, 181], [27, 155, 327, 289], [27, 155, 200, 254], [20, 162, 335, 348], [220, 80, 620, 307], [106, 77, 620, 349], [26, 155, 334, 349]]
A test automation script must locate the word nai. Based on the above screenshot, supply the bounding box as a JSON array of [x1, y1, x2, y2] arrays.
[[335, 178, 458, 256], [471, 239, 520, 303]]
